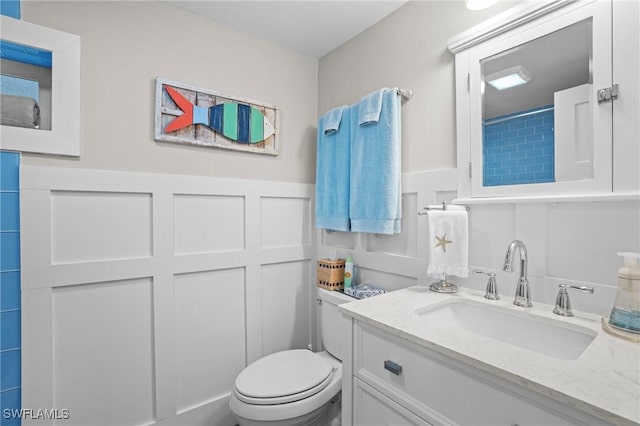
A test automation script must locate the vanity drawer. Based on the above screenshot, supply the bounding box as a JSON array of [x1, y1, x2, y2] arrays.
[[353, 378, 433, 426], [354, 322, 599, 426]]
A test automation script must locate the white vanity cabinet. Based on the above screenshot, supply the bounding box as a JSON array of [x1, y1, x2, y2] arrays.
[[343, 320, 611, 426], [353, 380, 432, 426]]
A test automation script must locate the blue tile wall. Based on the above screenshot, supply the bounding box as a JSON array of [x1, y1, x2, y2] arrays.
[[0, 0, 21, 19], [0, 151, 20, 426], [483, 105, 555, 187]]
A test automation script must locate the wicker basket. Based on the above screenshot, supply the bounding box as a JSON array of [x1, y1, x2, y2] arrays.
[[317, 259, 346, 291]]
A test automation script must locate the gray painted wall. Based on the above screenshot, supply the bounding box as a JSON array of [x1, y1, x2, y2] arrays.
[[21, 1, 318, 183], [318, 0, 519, 174], [20, 0, 522, 183]]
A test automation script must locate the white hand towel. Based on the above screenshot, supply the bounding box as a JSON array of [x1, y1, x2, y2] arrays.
[[426, 205, 469, 278]]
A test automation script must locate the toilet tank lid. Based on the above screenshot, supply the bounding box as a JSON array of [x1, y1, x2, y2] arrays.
[[318, 288, 356, 305], [235, 349, 333, 399]]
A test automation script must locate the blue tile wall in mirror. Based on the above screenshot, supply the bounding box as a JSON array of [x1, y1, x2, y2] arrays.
[[483, 105, 555, 186]]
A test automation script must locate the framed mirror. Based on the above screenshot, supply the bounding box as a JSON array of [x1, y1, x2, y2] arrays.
[[0, 15, 80, 156], [451, 0, 614, 200], [481, 19, 592, 187]]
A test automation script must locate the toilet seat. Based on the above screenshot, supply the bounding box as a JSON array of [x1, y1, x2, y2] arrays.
[[234, 349, 333, 405], [229, 350, 343, 424]]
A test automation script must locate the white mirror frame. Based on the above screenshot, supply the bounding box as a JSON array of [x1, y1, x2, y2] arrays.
[[0, 16, 81, 156], [449, 0, 614, 201]]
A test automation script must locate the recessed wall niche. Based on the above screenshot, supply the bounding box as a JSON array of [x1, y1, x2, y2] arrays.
[[0, 16, 80, 156]]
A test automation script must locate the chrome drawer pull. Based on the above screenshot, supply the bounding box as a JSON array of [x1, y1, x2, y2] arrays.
[[384, 360, 402, 376]]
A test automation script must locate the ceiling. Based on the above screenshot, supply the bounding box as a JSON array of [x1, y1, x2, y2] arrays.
[[483, 19, 592, 118], [166, 1, 409, 59]]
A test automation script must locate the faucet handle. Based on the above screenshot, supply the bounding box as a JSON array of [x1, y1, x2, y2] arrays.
[[553, 284, 594, 316], [474, 270, 499, 300]]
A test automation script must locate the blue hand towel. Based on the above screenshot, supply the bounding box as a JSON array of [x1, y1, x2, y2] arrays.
[[357, 88, 387, 126], [322, 105, 348, 135], [350, 88, 402, 234], [315, 107, 351, 231]]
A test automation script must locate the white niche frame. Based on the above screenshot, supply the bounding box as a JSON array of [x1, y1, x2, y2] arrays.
[[0, 16, 81, 156]]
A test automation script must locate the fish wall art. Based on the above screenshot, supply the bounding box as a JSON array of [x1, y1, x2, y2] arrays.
[[154, 78, 279, 155]]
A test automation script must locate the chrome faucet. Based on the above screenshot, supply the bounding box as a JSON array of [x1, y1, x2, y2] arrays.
[[553, 283, 594, 316], [503, 240, 532, 307]]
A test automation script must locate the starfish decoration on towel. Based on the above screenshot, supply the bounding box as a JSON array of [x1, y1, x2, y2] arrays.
[[435, 234, 453, 252]]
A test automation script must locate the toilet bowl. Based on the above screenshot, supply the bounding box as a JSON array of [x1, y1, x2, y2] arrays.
[[229, 288, 353, 426]]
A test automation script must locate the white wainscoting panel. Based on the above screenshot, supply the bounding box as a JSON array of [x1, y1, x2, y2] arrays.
[[173, 194, 245, 255], [21, 166, 315, 426], [546, 201, 640, 285], [322, 231, 356, 249], [260, 197, 311, 248], [468, 204, 516, 268], [174, 268, 246, 413], [260, 260, 311, 355], [51, 191, 153, 264], [52, 278, 155, 426], [365, 193, 418, 258], [457, 200, 640, 316]]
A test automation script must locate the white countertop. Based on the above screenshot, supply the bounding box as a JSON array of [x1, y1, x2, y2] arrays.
[[338, 285, 640, 426]]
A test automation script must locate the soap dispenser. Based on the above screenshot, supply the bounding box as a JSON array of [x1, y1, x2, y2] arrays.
[[602, 252, 640, 341], [344, 254, 354, 289]]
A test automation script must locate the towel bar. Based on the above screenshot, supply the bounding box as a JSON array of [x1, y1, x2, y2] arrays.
[[418, 201, 469, 215], [396, 88, 413, 100]]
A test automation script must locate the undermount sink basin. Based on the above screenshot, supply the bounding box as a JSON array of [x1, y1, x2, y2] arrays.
[[415, 299, 597, 360]]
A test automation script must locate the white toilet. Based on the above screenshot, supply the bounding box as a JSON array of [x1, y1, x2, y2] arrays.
[[229, 288, 354, 426]]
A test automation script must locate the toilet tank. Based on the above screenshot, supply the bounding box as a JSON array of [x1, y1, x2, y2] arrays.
[[318, 288, 354, 361]]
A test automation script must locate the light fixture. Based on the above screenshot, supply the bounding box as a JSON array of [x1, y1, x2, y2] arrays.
[[485, 65, 531, 90], [465, 0, 499, 11]]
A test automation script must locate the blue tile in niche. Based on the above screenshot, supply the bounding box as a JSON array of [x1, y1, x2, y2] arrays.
[[0, 193, 19, 232], [1, 272, 20, 311], [0, 153, 20, 192], [0, 1, 21, 19], [0, 233, 19, 272], [0, 349, 20, 391], [0, 311, 20, 350], [0, 388, 21, 426]]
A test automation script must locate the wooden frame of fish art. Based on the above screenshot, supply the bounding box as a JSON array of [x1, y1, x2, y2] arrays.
[[154, 78, 279, 155]]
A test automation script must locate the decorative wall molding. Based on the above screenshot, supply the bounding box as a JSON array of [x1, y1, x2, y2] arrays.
[[447, 0, 574, 54], [20, 166, 314, 425]]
